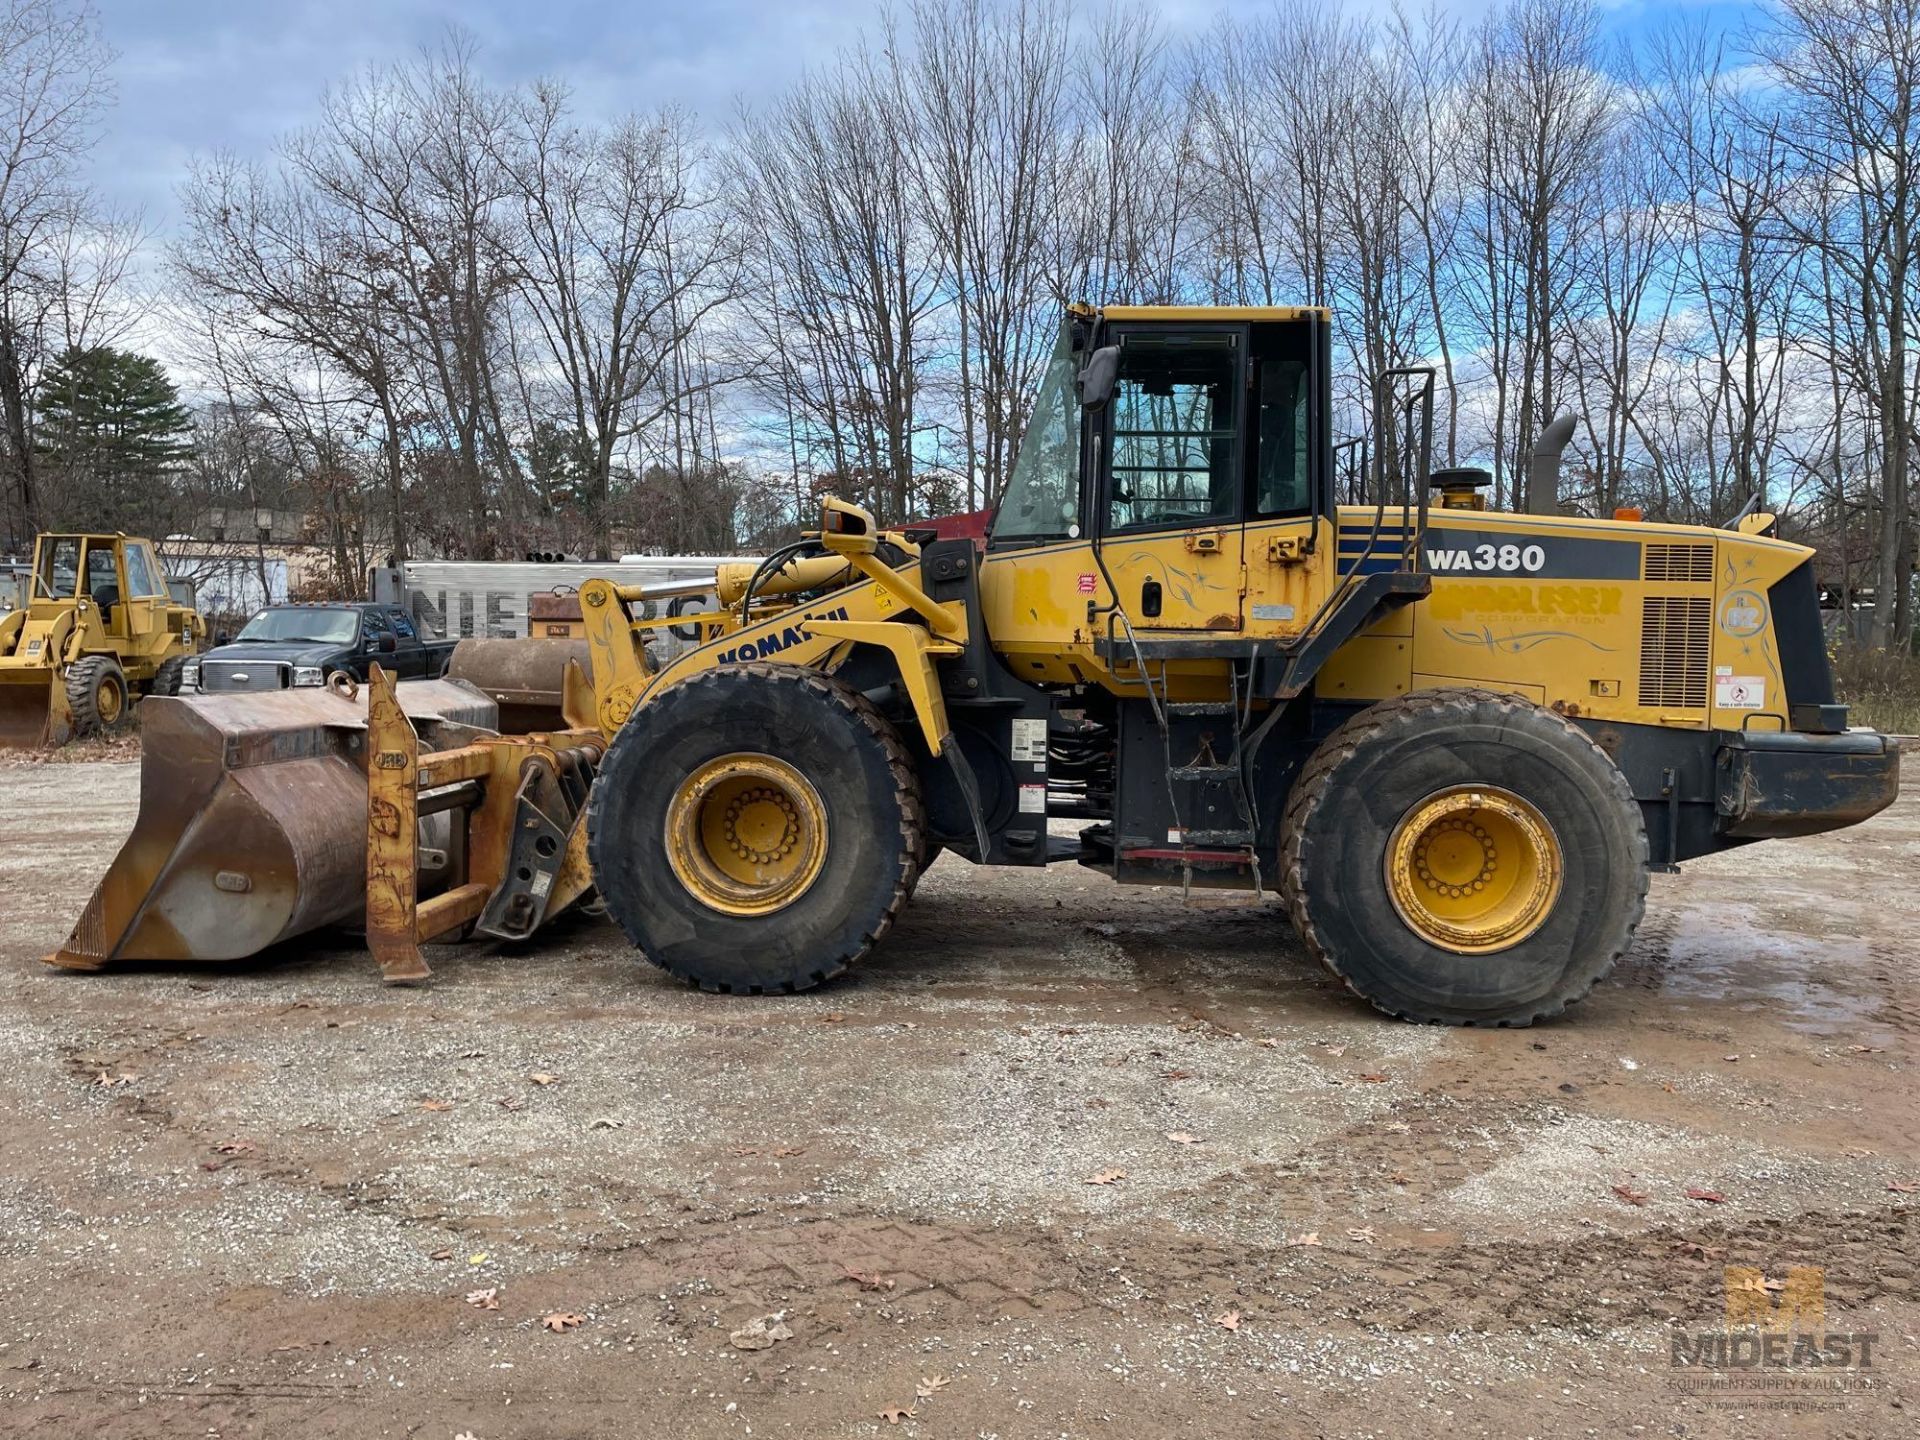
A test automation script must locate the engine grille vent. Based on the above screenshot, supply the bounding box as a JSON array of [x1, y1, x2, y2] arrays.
[[1642, 542, 1714, 584], [1638, 597, 1711, 708]]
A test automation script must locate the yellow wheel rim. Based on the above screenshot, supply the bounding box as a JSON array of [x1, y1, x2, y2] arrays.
[[1384, 785, 1563, 954], [664, 753, 829, 916], [97, 675, 124, 725]]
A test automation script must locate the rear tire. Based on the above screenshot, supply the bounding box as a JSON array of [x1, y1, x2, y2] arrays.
[[587, 663, 924, 993], [150, 655, 185, 697], [1280, 687, 1647, 1026], [67, 656, 131, 737]]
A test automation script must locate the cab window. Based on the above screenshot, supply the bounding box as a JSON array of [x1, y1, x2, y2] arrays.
[[86, 544, 120, 602], [123, 543, 161, 597], [1254, 358, 1311, 516], [1105, 332, 1241, 532]]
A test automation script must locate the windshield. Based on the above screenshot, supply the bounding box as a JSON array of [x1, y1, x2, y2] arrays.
[[235, 608, 359, 645], [991, 324, 1082, 543], [37, 537, 80, 598]]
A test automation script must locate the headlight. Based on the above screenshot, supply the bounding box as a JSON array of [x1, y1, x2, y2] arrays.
[[181, 660, 200, 690], [292, 666, 324, 687]]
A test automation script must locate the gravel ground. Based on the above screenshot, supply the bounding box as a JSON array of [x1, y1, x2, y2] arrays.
[[0, 758, 1913, 1438]]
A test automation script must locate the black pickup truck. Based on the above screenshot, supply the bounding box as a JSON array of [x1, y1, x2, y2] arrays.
[[184, 602, 456, 694]]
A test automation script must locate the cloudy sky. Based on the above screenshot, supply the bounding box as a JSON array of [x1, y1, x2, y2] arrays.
[[88, 0, 1591, 224]]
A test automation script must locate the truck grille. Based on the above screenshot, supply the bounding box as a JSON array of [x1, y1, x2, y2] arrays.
[[200, 660, 291, 692], [1637, 597, 1711, 708], [1642, 542, 1714, 584]]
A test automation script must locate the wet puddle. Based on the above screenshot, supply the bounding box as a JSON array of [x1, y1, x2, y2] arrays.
[[1655, 903, 1890, 1036]]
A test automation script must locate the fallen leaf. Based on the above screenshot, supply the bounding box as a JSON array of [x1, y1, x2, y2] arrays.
[[528, 1073, 557, 1086], [1723, 1054, 1739, 1062], [91, 1070, 136, 1088], [1661, 1081, 1677, 1094], [915, 1375, 951, 1399], [468, 1253, 489, 1265], [1846, 1044, 1885, 1054], [821, 1012, 847, 1024], [1611, 1183, 1649, 1206], [1285, 1231, 1321, 1247], [212, 1140, 255, 1156], [429, 1248, 453, 1261], [1323, 1044, 1348, 1058], [1358, 1072, 1388, 1084], [879, 1405, 917, 1425], [1256, 1038, 1280, 1049], [541, 1311, 585, 1332], [495, 1096, 525, 1112], [1163, 1069, 1193, 1081], [589, 1117, 623, 1130], [1084, 1167, 1127, 1185], [841, 1267, 894, 1291], [773, 1145, 806, 1157], [1346, 1226, 1377, 1244], [1388, 1171, 1410, 1186], [420, 1098, 454, 1112], [728, 1145, 760, 1157], [1889, 1178, 1920, 1194], [728, 1313, 794, 1350], [1166, 1132, 1201, 1146], [464, 1288, 500, 1310], [1214, 1309, 1240, 1331], [1672, 1241, 1726, 1261], [1684, 1187, 1726, 1204]]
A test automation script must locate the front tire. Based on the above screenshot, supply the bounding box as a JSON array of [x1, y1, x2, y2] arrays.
[[586, 663, 924, 993], [1280, 688, 1647, 1026], [67, 656, 132, 737]]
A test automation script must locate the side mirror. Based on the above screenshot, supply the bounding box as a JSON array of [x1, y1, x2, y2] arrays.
[[1078, 346, 1120, 410], [214, 630, 231, 647], [379, 633, 398, 654]]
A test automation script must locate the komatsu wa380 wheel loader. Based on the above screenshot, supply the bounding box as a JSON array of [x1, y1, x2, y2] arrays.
[[52, 305, 1900, 1025]]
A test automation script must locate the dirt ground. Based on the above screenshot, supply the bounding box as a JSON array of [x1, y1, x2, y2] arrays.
[[0, 758, 1914, 1439]]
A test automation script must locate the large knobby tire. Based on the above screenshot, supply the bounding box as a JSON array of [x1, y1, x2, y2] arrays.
[[66, 656, 132, 737], [1281, 687, 1647, 1026], [586, 663, 924, 993], [149, 655, 186, 697]]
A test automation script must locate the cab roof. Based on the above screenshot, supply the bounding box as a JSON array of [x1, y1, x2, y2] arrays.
[[1071, 303, 1332, 323]]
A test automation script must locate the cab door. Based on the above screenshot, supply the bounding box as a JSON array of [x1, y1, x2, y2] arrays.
[[1241, 318, 1334, 645], [118, 541, 165, 642], [1096, 326, 1246, 633]]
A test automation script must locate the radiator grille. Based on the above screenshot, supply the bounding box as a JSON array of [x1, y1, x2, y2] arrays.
[[1638, 596, 1711, 708], [1642, 542, 1714, 584]]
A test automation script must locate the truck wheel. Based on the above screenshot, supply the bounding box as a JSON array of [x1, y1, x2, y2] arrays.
[[1280, 688, 1647, 1026], [587, 663, 925, 993], [150, 656, 185, 697], [67, 656, 132, 737]]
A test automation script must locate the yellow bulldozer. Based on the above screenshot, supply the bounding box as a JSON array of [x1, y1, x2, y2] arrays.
[[0, 532, 206, 747], [48, 305, 1902, 1024]]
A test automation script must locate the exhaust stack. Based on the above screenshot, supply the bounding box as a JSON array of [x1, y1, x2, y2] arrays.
[[1527, 414, 1578, 516]]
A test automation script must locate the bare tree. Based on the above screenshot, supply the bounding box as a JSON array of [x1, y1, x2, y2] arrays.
[[0, 0, 117, 545], [509, 95, 737, 558]]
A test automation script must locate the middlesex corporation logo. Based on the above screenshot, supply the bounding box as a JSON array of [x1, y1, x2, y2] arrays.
[[1669, 1265, 1877, 1413]]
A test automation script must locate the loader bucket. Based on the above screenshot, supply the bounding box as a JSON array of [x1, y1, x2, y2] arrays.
[[48, 680, 497, 971], [0, 671, 70, 749], [446, 637, 593, 733]]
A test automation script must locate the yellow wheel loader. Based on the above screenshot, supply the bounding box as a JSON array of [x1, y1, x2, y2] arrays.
[[51, 306, 1902, 1024], [0, 533, 207, 747]]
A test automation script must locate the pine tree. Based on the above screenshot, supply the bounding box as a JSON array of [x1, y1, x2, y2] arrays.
[[34, 347, 195, 532]]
